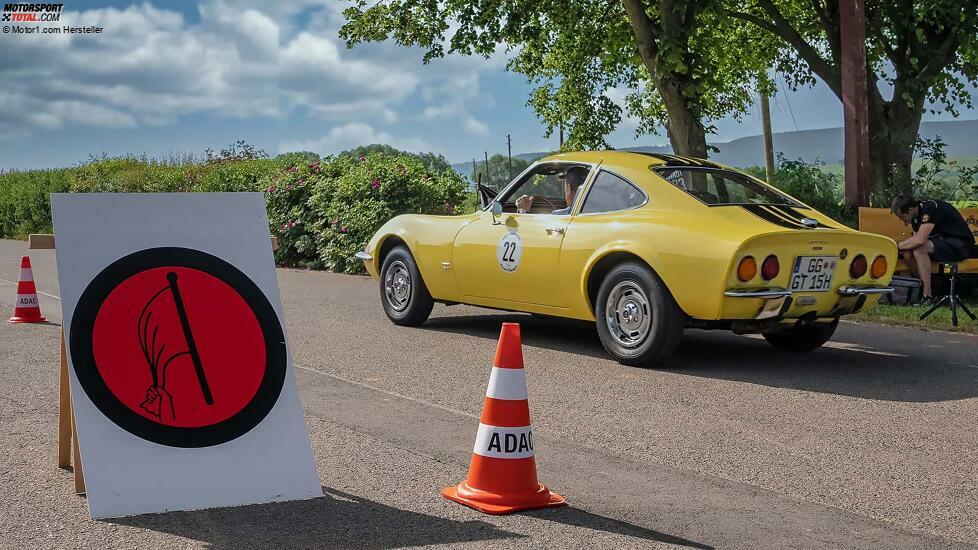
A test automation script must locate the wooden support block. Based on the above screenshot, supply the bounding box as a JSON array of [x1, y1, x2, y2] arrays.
[[271, 235, 278, 251], [71, 415, 85, 495], [58, 331, 72, 469], [28, 233, 56, 250]]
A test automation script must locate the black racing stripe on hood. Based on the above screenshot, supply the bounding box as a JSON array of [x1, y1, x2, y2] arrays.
[[760, 205, 811, 228], [769, 205, 837, 229], [740, 204, 809, 229], [631, 152, 720, 168]]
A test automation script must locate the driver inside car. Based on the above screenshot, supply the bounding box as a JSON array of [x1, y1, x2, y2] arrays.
[[515, 167, 587, 215]]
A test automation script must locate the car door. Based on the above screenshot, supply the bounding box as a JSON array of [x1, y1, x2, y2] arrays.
[[453, 210, 570, 306]]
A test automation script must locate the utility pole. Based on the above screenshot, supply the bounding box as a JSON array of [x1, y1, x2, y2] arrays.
[[507, 134, 513, 180], [839, 0, 870, 207], [760, 84, 776, 184], [484, 151, 490, 188], [472, 157, 478, 185]]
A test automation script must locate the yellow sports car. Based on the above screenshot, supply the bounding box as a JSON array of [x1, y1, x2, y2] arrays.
[[356, 151, 896, 366]]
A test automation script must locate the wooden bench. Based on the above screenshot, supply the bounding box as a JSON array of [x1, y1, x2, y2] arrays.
[[857, 207, 978, 274]]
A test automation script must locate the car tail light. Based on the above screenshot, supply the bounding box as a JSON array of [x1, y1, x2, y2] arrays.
[[737, 256, 757, 282], [761, 255, 779, 281], [870, 255, 887, 279], [849, 254, 867, 279]]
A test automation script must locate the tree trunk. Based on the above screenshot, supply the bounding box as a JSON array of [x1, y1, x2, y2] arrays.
[[622, 0, 709, 159], [659, 76, 709, 158], [866, 87, 925, 203]]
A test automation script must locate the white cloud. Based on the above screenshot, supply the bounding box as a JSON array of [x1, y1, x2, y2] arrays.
[[0, 1, 499, 140], [279, 123, 431, 155], [418, 73, 492, 135], [462, 116, 489, 136]]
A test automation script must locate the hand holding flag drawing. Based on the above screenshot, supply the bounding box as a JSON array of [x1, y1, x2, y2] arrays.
[[136, 272, 212, 422]]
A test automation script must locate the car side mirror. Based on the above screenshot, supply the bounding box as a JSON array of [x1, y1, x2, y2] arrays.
[[490, 200, 502, 225]]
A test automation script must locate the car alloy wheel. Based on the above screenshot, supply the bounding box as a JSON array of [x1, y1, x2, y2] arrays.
[[384, 260, 412, 312], [605, 280, 652, 348]]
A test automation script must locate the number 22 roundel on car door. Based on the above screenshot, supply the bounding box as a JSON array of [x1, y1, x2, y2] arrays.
[[70, 247, 287, 448]]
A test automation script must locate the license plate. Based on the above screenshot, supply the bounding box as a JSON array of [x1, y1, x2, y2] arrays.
[[790, 256, 836, 292]]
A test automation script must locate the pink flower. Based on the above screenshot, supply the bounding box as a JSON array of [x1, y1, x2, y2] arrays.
[[280, 223, 287, 230], [289, 222, 296, 228], [286, 185, 293, 191], [340, 225, 348, 233], [371, 178, 380, 189], [358, 154, 366, 161], [266, 186, 275, 193], [287, 165, 298, 173], [308, 161, 320, 172], [297, 177, 306, 185]]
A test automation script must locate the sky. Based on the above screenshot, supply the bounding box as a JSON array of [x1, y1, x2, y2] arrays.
[[0, 0, 975, 171]]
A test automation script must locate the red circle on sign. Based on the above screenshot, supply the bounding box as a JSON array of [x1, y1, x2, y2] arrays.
[[91, 266, 266, 428]]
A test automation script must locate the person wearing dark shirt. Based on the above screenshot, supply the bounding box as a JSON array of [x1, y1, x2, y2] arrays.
[[890, 195, 976, 302]]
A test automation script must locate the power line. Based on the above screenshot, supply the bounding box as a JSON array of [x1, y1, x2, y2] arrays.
[[776, 72, 800, 132]]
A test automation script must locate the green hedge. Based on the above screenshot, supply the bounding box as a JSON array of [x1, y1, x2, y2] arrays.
[[0, 150, 468, 275], [268, 152, 466, 273], [0, 168, 71, 238]]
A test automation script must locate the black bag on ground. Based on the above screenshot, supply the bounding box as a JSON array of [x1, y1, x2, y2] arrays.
[[881, 275, 923, 306]]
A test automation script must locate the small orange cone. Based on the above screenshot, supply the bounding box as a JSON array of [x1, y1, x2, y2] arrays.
[[8, 256, 47, 324], [442, 322, 565, 514]]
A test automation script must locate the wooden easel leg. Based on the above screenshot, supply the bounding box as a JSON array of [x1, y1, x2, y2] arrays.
[[72, 414, 85, 495], [58, 330, 72, 469]]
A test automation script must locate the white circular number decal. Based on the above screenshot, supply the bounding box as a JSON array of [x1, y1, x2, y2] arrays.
[[497, 231, 523, 272]]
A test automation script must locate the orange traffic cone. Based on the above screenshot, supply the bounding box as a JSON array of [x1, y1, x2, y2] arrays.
[[442, 322, 565, 514], [8, 256, 47, 323]]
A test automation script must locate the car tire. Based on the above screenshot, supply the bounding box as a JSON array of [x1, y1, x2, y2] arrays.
[[595, 262, 683, 367], [762, 319, 838, 352], [379, 246, 433, 326]]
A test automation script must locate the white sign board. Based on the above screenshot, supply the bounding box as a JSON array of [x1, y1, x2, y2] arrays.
[[52, 193, 322, 518]]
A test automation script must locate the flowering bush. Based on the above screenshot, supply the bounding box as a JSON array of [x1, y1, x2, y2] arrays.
[[1, 146, 468, 276], [268, 151, 467, 273]]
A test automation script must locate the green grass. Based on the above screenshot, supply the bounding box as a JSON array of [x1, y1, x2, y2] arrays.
[[851, 302, 978, 334]]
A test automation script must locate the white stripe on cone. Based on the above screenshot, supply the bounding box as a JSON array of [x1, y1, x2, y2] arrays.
[[21, 268, 34, 281], [16, 294, 39, 308], [485, 367, 528, 400], [472, 423, 534, 459]]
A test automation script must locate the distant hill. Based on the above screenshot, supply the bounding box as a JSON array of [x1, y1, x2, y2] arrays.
[[452, 118, 978, 176]]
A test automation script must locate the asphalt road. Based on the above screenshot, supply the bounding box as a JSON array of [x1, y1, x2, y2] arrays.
[[1, 238, 977, 549]]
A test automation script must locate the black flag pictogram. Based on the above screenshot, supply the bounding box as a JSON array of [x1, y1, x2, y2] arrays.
[[137, 272, 213, 421]]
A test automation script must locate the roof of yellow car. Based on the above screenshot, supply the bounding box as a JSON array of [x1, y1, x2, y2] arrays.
[[541, 150, 736, 172]]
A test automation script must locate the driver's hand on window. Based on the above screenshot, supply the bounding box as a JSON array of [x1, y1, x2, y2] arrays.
[[515, 195, 533, 212]]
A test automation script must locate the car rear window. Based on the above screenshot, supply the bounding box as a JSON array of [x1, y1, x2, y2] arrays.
[[652, 167, 798, 206]]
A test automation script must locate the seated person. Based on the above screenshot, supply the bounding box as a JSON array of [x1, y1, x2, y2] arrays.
[[515, 167, 587, 215], [890, 195, 976, 303]]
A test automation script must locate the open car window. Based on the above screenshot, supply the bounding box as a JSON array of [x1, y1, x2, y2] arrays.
[[498, 162, 591, 214], [653, 167, 798, 206]]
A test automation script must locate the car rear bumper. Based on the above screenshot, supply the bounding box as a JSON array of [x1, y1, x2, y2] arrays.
[[723, 284, 892, 320]]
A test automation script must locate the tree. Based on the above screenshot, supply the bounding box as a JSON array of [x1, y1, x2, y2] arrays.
[[728, 0, 978, 199], [473, 154, 532, 189], [276, 151, 321, 165], [338, 144, 453, 173], [340, 1, 777, 158]]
